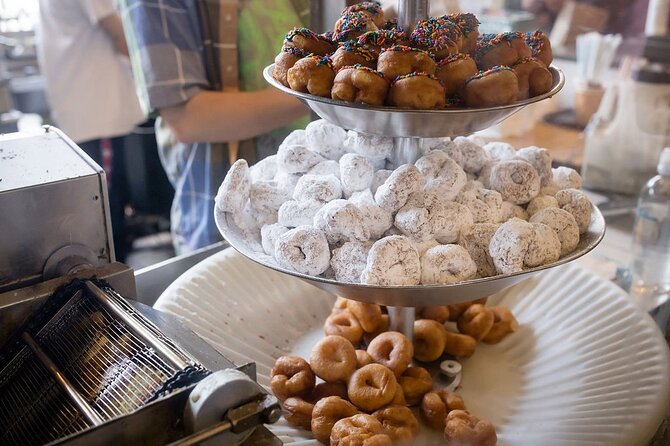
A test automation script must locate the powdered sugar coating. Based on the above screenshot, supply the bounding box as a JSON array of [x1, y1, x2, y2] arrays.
[[527, 195, 558, 216], [308, 160, 341, 178], [525, 222, 561, 267], [416, 150, 467, 200], [501, 201, 529, 221], [374, 164, 424, 213], [372, 170, 392, 194], [249, 180, 291, 216], [448, 136, 491, 175], [250, 155, 277, 183], [414, 238, 439, 256], [279, 129, 308, 149], [330, 241, 372, 283], [489, 218, 535, 274], [529, 207, 579, 256], [343, 130, 394, 161], [433, 201, 474, 244], [457, 188, 503, 223], [516, 146, 552, 186], [483, 141, 516, 161], [394, 192, 438, 242], [340, 153, 374, 197], [277, 144, 325, 174], [360, 235, 421, 286], [349, 190, 393, 239], [293, 174, 343, 202], [274, 226, 331, 275], [489, 159, 541, 205], [274, 171, 302, 196], [215, 159, 250, 214], [552, 166, 582, 190], [261, 223, 290, 256], [555, 188, 592, 234], [278, 200, 324, 227], [313, 199, 370, 244], [459, 223, 498, 277], [305, 119, 348, 160], [420, 244, 477, 285]]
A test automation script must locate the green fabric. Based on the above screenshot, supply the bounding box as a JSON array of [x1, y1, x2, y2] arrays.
[[239, 0, 311, 147]]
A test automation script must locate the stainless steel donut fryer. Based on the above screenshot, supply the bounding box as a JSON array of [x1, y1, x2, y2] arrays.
[[216, 0, 603, 340], [0, 128, 281, 446]]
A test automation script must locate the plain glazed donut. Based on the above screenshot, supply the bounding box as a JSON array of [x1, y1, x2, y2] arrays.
[[482, 306, 519, 344], [377, 45, 436, 81], [512, 57, 553, 100], [413, 319, 448, 362], [464, 66, 519, 108], [348, 364, 398, 411], [311, 381, 349, 402], [373, 405, 420, 445], [287, 55, 336, 98], [447, 297, 487, 321], [388, 72, 446, 109], [282, 397, 314, 430], [275, 226, 330, 275], [457, 304, 495, 341], [311, 396, 360, 445], [310, 335, 357, 383], [489, 159, 541, 205], [332, 65, 390, 107], [374, 164, 424, 213], [525, 30, 553, 66], [347, 300, 384, 333], [284, 27, 335, 56], [330, 414, 391, 446], [273, 47, 309, 87], [398, 366, 433, 405], [421, 389, 466, 430], [418, 306, 450, 324], [324, 311, 364, 345], [356, 349, 375, 368], [444, 330, 477, 358], [270, 355, 316, 401], [420, 244, 478, 285], [360, 235, 422, 286], [436, 53, 479, 97], [367, 331, 413, 377], [331, 41, 376, 71], [444, 410, 498, 446]]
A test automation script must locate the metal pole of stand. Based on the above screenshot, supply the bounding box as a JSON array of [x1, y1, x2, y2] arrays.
[[397, 0, 429, 33], [391, 137, 423, 167], [387, 306, 415, 343]]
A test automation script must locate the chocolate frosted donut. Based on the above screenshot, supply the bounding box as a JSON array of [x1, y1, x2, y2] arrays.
[[512, 57, 553, 100], [436, 53, 478, 97], [475, 32, 532, 70], [525, 30, 553, 66], [287, 55, 335, 97], [357, 29, 408, 57], [389, 72, 446, 109], [377, 45, 436, 81], [411, 16, 462, 59], [283, 27, 335, 56], [332, 65, 390, 106], [448, 13, 480, 54], [343, 1, 386, 28], [331, 41, 376, 71], [333, 11, 379, 42], [273, 47, 309, 87], [464, 66, 519, 108]]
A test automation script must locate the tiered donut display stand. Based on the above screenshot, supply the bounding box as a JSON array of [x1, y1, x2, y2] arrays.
[[215, 0, 600, 343]]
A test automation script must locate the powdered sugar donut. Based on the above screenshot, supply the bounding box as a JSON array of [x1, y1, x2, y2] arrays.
[[540, 182, 560, 196], [526, 195, 558, 216], [308, 160, 341, 178], [215, 159, 250, 214], [500, 201, 529, 221], [488, 218, 536, 274], [275, 171, 302, 196], [525, 222, 561, 267], [249, 181, 290, 216], [458, 223, 498, 277], [250, 155, 277, 182], [516, 146, 552, 186], [340, 153, 374, 197], [414, 238, 439, 256], [421, 137, 451, 153], [343, 130, 394, 162], [457, 188, 503, 223], [305, 119, 347, 160], [375, 164, 424, 213], [313, 199, 370, 244], [477, 163, 493, 188], [420, 244, 477, 285], [349, 190, 393, 239], [529, 207, 580, 256], [552, 166, 582, 190], [261, 223, 290, 256], [394, 192, 439, 242], [331, 241, 372, 283], [275, 226, 330, 275], [360, 235, 421, 286], [416, 151, 467, 200], [483, 141, 516, 161], [277, 144, 325, 174], [447, 136, 491, 175], [293, 174, 342, 202], [463, 179, 485, 192], [372, 170, 392, 194], [433, 201, 474, 244], [555, 188, 592, 234], [278, 200, 324, 227], [489, 160, 541, 205], [280, 129, 308, 149]]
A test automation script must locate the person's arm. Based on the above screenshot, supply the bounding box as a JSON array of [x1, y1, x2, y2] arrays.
[[160, 88, 308, 144], [99, 13, 129, 57]]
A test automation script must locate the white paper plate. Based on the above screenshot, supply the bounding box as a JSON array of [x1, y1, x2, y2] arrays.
[[156, 248, 670, 446]]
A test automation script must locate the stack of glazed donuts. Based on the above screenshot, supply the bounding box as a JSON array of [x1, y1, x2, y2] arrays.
[[271, 296, 516, 445], [215, 119, 592, 286], [272, 2, 554, 109]]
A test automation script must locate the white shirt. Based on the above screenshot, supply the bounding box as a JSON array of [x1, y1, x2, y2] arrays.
[[37, 0, 145, 143]]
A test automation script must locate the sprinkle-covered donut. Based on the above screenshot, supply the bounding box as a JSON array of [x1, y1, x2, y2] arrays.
[[475, 32, 532, 70], [389, 72, 446, 109], [357, 29, 408, 56], [525, 30, 553, 67], [512, 57, 553, 100], [273, 46, 309, 87], [377, 45, 436, 81], [287, 55, 336, 98], [331, 65, 390, 106], [333, 11, 379, 42], [331, 41, 376, 71], [283, 27, 335, 56], [436, 53, 479, 97], [464, 66, 519, 107], [343, 1, 386, 28], [448, 13, 481, 54]]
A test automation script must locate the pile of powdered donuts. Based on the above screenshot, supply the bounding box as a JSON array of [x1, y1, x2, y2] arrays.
[[215, 119, 592, 286], [272, 2, 554, 109], [270, 297, 515, 445]]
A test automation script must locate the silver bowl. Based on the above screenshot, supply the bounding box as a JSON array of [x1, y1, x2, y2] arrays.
[[215, 205, 605, 307], [263, 64, 565, 138]]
